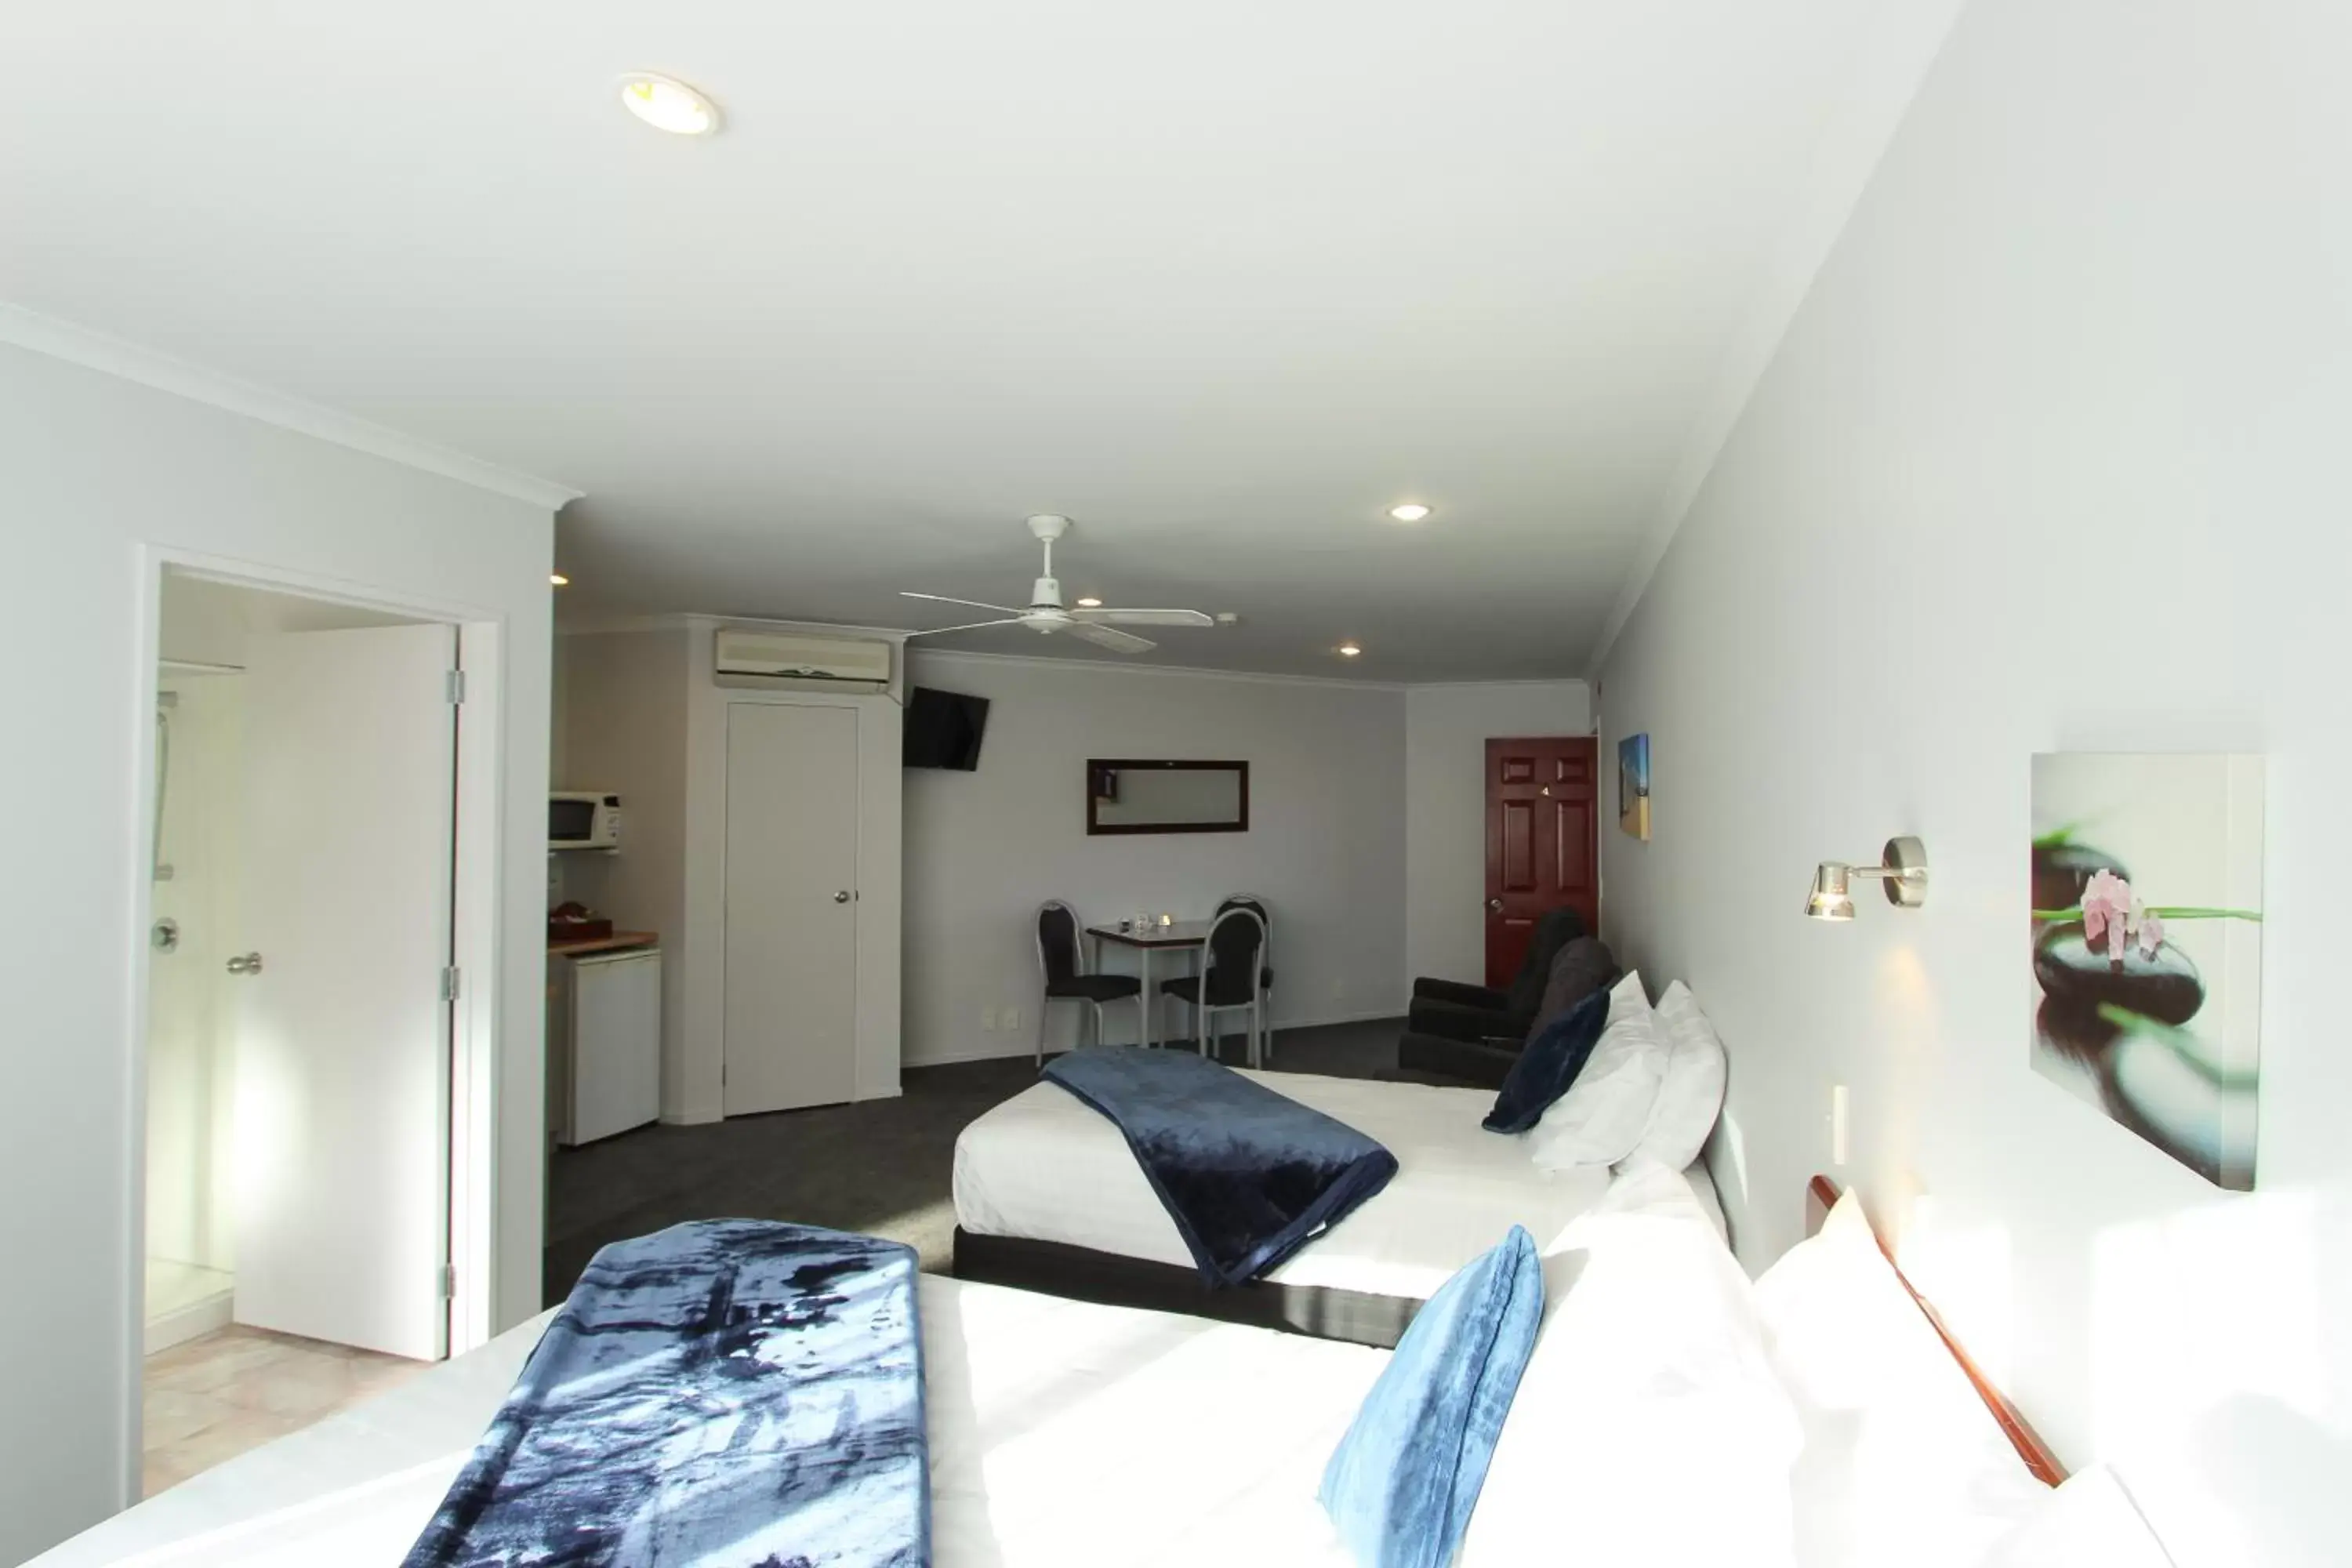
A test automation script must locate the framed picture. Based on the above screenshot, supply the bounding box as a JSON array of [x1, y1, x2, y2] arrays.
[[2029, 753, 2264, 1189], [1617, 733, 1650, 840]]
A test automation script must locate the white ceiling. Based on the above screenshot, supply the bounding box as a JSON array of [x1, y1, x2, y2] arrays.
[[6, 2, 1907, 681]]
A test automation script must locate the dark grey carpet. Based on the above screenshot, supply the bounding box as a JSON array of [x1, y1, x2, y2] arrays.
[[543, 1016, 1416, 1307]]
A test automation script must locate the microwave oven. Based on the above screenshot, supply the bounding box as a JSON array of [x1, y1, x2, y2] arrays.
[[550, 791, 622, 851]]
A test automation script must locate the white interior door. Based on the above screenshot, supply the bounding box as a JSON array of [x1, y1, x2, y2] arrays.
[[724, 702, 860, 1116], [232, 624, 456, 1360]]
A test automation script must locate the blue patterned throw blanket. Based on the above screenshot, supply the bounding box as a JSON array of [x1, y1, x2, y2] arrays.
[[1044, 1046, 1399, 1287], [402, 1220, 927, 1568]]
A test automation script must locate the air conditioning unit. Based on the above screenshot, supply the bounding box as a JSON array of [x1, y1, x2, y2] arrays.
[[714, 630, 894, 693]]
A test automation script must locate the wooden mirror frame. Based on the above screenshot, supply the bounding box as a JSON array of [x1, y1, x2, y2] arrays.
[[1086, 758, 1250, 836]]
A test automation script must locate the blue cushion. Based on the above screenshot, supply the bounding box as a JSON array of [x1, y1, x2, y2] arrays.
[[1483, 986, 1610, 1133], [1318, 1226, 1544, 1568]]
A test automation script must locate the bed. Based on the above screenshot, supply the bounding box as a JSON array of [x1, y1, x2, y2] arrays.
[[41, 1167, 1740, 1568], [32, 1169, 2083, 1568], [953, 1065, 1725, 1345], [40, 1282, 1387, 1568]]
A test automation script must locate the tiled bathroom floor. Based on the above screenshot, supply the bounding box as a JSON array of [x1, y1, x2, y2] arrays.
[[143, 1325, 429, 1497]]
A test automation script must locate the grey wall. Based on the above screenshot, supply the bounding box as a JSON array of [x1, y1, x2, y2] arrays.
[[902, 651, 1409, 1063], [0, 339, 556, 1562], [1403, 681, 1593, 985], [557, 628, 691, 1116], [1595, 2, 2352, 1563]]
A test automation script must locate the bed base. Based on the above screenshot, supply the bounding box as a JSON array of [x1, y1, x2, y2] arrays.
[[951, 1227, 1420, 1350]]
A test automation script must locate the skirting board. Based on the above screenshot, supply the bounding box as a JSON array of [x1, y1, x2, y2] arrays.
[[953, 1226, 1419, 1350], [145, 1290, 234, 1356], [905, 1005, 1406, 1070]]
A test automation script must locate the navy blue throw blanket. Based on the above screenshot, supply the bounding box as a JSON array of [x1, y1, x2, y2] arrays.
[[1044, 1047, 1399, 1287], [403, 1220, 927, 1568]]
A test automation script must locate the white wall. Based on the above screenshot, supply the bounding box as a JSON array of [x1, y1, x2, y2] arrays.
[[902, 651, 1409, 1065], [0, 337, 559, 1563], [1403, 681, 1592, 985], [1595, 2, 2352, 1563], [557, 628, 692, 1116]]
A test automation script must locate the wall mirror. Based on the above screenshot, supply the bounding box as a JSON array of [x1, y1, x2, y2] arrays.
[[1087, 759, 1250, 835]]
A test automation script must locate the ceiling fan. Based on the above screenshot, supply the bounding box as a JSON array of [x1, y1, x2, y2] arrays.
[[899, 514, 1214, 655]]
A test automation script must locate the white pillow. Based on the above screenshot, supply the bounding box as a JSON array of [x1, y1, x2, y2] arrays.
[[1755, 1190, 2053, 1568], [1976, 1465, 2175, 1567], [1528, 971, 1668, 1169], [1460, 1165, 1802, 1566], [1621, 979, 1728, 1171]]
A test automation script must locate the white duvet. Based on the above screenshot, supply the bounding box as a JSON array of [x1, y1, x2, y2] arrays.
[[955, 1067, 1726, 1297]]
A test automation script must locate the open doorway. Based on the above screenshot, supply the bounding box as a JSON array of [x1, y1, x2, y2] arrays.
[[139, 567, 474, 1496]]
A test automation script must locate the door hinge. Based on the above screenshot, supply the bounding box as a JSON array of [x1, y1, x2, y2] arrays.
[[441, 965, 463, 1001], [438, 1263, 456, 1300], [445, 669, 466, 705]]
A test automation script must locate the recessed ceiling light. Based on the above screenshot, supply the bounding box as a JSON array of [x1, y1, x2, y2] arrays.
[[1386, 503, 1432, 523], [550, 573, 570, 586], [616, 72, 720, 136], [1075, 597, 1102, 608], [1337, 642, 1363, 658]]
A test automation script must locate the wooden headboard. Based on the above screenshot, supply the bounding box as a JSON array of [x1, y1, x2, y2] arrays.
[[1806, 1174, 2067, 1487]]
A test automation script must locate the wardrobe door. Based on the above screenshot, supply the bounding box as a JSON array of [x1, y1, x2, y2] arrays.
[[724, 702, 861, 1115]]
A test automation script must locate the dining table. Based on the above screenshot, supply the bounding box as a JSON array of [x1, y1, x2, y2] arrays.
[[1084, 919, 1214, 1051]]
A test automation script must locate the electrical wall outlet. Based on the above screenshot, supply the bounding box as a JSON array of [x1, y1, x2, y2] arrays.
[[981, 1007, 997, 1032], [1001, 1005, 1021, 1033]]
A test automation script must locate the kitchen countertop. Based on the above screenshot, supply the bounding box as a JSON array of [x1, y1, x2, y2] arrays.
[[547, 930, 659, 956]]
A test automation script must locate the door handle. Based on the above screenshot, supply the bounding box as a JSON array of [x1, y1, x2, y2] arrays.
[[833, 890, 852, 904], [1487, 898, 1504, 913], [227, 952, 264, 975]]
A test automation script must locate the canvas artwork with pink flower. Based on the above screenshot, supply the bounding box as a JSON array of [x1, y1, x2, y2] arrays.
[[2031, 753, 2264, 1189]]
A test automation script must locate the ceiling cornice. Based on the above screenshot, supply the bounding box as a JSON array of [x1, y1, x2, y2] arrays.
[[1581, 0, 1968, 675], [0, 301, 583, 512]]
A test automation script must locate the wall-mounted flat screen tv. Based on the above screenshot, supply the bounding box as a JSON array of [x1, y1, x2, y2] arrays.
[[903, 686, 990, 771]]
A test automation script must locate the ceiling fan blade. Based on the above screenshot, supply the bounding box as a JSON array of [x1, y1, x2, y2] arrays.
[[1071, 608, 1216, 627], [901, 619, 1023, 639], [901, 591, 1022, 615], [1065, 621, 1157, 655]]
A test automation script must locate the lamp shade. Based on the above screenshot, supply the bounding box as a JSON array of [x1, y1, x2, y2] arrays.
[[1806, 862, 1856, 921]]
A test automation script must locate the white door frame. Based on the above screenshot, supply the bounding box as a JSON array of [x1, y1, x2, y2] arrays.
[[118, 544, 508, 1499]]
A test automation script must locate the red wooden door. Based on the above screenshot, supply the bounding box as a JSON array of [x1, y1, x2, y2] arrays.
[[1484, 737, 1599, 987]]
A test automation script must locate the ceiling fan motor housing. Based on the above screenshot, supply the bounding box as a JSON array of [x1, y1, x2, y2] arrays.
[[1030, 576, 1065, 613]]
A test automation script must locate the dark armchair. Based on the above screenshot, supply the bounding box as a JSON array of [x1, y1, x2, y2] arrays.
[[1397, 908, 1589, 1086]]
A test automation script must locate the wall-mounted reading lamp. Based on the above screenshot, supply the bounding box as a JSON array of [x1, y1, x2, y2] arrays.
[[1805, 836, 1929, 920]]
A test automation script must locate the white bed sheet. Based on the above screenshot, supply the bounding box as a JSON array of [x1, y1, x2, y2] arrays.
[[955, 1068, 1723, 1297]]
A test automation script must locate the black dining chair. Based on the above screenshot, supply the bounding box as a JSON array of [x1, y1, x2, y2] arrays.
[[1035, 901, 1143, 1065], [1215, 894, 1275, 1061], [1160, 904, 1268, 1067]]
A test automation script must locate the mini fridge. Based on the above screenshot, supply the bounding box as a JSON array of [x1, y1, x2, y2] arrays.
[[553, 946, 662, 1145]]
